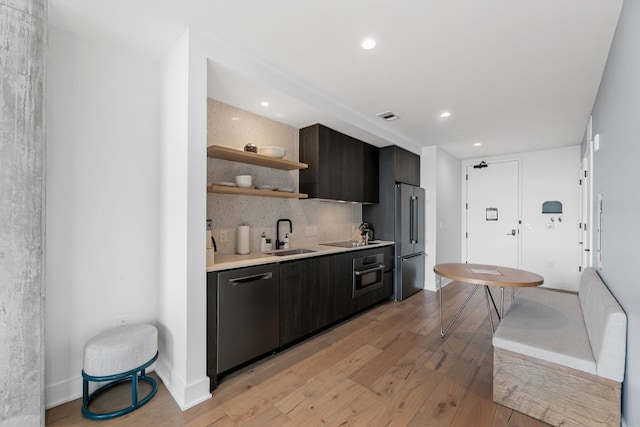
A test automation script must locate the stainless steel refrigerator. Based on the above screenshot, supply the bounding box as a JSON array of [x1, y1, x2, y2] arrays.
[[394, 183, 426, 300]]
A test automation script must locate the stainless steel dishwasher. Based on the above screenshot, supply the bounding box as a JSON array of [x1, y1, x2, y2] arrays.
[[217, 264, 280, 374]]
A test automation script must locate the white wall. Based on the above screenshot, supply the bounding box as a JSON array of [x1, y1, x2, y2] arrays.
[[519, 147, 581, 288], [421, 146, 437, 290], [462, 146, 581, 290], [589, 0, 640, 423], [45, 28, 160, 407], [157, 29, 211, 410], [436, 148, 462, 270], [421, 146, 463, 291]]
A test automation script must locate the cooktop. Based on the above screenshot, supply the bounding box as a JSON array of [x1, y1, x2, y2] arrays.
[[320, 240, 382, 248]]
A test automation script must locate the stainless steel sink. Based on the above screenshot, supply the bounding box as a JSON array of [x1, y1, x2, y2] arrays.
[[267, 248, 316, 256]]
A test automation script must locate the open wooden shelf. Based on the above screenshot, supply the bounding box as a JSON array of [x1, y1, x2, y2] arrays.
[[207, 145, 308, 171], [207, 185, 308, 199]]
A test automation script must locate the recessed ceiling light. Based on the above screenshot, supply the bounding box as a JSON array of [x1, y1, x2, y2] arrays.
[[474, 142, 482, 147], [361, 39, 376, 50], [260, 101, 269, 107], [440, 111, 451, 118]]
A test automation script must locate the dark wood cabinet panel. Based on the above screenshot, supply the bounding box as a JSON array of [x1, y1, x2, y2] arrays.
[[314, 252, 353, 328], [299, 124, 379, 203], [206, 272, 218, 391], [280, 253, 352, 345], [280, 259, 316, 345], [385, 145, 420, 186], [362, 142, 380, 202], [280, 248, 391, 346], [363, 146, 420, 241]]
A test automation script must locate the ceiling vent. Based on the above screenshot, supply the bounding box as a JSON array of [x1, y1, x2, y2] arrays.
[[377, 111, 400, 121]]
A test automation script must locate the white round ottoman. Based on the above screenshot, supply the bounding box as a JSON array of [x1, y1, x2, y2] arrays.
[[81, 324, 158, 420]]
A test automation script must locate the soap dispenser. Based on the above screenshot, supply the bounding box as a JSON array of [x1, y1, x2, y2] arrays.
[[283, 233, 290, 250], [260, 232, 267, 252]]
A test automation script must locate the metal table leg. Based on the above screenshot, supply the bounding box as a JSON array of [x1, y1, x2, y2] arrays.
[[438, 274, 480, 338], [484, 286, 495, 334]]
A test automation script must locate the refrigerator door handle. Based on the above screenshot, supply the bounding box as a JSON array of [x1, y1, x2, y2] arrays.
[[409, 196, 414, 243], [409, 195, 418, 244], [413, 195, 419, 244]]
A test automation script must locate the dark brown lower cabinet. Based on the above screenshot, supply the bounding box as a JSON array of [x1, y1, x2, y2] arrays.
[[211, 246, 395, 379], [279, 253, 353, 346], [280, 247, 393, 346], [313, 253, 353, 330], [279, 258, 316, 345], [206, 271, 218, 391]]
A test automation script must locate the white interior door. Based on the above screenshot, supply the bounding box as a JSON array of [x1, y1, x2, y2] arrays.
[[465, 160, 520, 267]]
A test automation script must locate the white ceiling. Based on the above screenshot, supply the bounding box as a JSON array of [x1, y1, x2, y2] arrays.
[[49, 0, 623, 158]]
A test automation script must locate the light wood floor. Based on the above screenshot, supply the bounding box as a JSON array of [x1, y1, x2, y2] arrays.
[[46, 282, 550, 426]]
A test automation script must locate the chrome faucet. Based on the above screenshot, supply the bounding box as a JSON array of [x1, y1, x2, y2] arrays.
[[276, 219, 292, 250]]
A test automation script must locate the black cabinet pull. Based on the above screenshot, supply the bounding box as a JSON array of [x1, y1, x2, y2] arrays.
[[229, 272, 273, 285]]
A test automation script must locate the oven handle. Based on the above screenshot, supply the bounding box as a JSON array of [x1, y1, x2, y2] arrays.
[[354, 264, 385, 276]]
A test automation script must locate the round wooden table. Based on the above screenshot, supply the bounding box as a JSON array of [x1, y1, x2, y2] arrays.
[[434, 263, 544, 337]]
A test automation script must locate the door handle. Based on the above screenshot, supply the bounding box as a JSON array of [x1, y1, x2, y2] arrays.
[[506, 229, 516, 236]]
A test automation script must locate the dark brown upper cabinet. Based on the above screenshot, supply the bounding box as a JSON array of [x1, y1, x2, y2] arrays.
[[299, 124, 379, 203], [380, 145, 420, 186]]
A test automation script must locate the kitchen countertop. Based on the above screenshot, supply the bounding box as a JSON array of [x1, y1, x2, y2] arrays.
[[207, 241, 394, 272]]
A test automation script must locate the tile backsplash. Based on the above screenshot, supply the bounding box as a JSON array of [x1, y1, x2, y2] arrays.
[[207, 99, 362, 254]]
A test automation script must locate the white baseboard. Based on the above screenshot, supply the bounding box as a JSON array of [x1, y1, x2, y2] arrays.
[[155, 356, 211, 411], [45, 376, 83, 409]]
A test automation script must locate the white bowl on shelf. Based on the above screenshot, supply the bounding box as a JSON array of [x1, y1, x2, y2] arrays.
[[258, 146, 286, 158], [235, 175, 253, 188]]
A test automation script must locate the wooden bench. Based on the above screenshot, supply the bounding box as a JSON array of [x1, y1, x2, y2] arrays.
[[492, 267, 627, 426]]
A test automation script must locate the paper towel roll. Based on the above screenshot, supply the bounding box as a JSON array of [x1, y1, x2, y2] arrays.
[[237, 225, 250, 254], [206, 230, 213, 249], [206, 248, 215, 266]]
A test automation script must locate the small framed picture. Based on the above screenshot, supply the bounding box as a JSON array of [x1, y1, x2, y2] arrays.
[[486, 207, 498, 221]]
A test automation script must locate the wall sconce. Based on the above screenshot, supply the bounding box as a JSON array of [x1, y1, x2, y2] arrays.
[[542, 200, 562, 222]]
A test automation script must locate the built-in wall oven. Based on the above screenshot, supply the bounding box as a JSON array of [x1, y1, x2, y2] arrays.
[[353, 252, 385, 298]]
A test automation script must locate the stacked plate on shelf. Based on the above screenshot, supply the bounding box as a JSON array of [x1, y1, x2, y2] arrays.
[[255, 184, 276, 190]]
